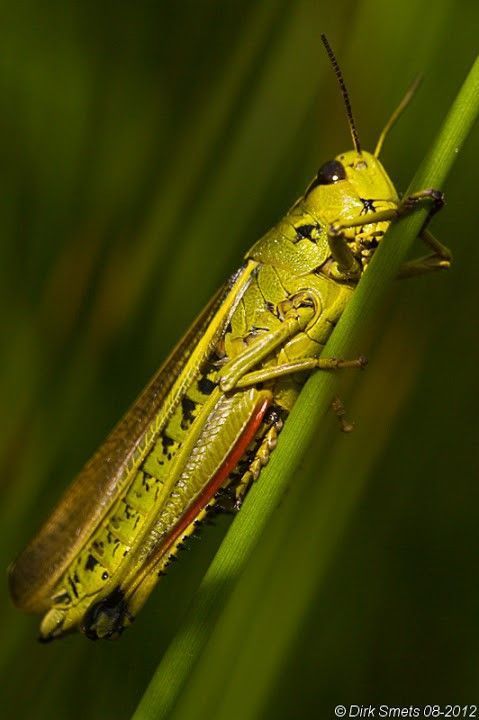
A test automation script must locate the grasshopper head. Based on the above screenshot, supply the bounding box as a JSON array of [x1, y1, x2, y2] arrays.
[[303, 149, 398, 234], [302, 148, 399, 272], [306, 149, 398, 210], [332, 150, 398, 202]]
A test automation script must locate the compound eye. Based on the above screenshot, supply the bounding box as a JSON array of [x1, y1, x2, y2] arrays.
[[316, 159, 346, 185]]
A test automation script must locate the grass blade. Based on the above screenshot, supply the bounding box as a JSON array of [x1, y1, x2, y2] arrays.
[[133, 53, 479, 720]]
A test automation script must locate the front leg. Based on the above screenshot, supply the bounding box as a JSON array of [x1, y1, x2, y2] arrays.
[[397, 228, 452, 278], [327, 224, 363, 281], [327, 187, 451, 280], [399, 187, 444, 233], [233, 355, 367, 389]]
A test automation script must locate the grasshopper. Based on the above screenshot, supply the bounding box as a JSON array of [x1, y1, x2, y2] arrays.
[[9, 36, 451, 641]]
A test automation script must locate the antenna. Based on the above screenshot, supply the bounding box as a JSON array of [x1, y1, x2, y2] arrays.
[[320, 34, 361, 154], [374, 75, 422, 156]]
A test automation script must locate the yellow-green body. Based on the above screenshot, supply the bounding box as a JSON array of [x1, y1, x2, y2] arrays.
[[9, 142, 448, 641]]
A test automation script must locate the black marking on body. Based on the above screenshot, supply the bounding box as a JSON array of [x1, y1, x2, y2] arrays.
[[181, 396, 197, 429], [92, 540, 104, 556], [142, 472, 152, 491], [293, 223, 319, 244], [210, 349, 224, 364], [361, 235, 381, 250], [85, 554, 99, 572], [265, 300, 277, 316], [214, 485, 240, 515], [123, 501, 134, 520], [161, 432, 175, 459], [68, 577, 79, 599], [360, 198, 376, 214], [197, 375, 216, 395], [141, 472, 162, 492], [264, 405, 286, 425], [106, 531, 121, 555]]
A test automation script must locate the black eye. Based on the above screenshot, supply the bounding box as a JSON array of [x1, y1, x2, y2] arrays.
[[316, 159, 346, 185]]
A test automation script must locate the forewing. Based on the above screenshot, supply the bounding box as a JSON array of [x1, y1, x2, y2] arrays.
[[10, 263, 256, 611]]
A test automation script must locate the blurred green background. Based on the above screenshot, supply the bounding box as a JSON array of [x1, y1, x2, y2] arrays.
[[1, 0, 478, 718]]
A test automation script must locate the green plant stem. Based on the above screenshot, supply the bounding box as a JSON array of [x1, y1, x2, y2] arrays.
[[132, 56, 479, 720]]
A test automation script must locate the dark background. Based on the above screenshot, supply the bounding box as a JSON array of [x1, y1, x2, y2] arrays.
[[0, 1, 478, 718]]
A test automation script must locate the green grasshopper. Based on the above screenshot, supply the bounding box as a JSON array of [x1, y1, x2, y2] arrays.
[[9, 35, 451, 642]]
